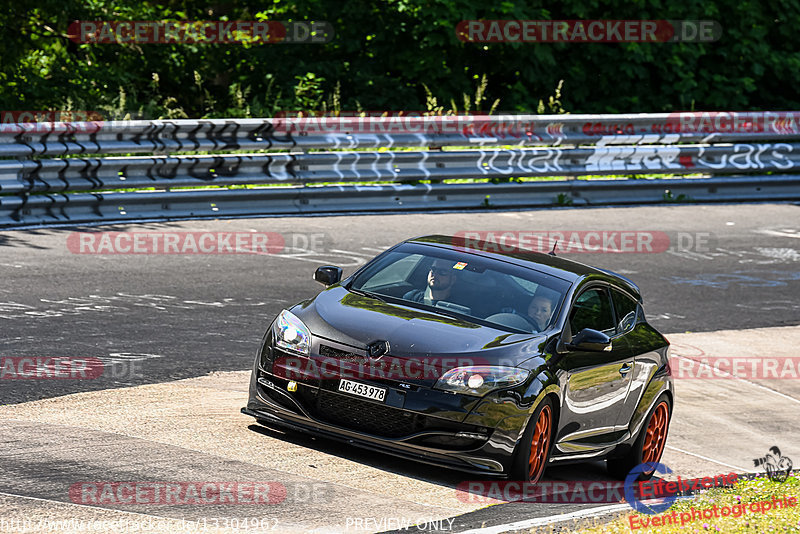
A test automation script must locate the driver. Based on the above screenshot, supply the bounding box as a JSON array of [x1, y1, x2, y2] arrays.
[[404, 259, 457, 305], [527, 294, 555, 331]]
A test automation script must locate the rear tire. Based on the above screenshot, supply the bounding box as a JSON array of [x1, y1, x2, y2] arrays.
[[510, 397, 554, 483], [607, 394, 671, 480]]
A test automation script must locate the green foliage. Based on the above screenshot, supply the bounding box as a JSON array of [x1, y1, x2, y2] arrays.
[[1, 0, 798, 119], [555, 193, 574, 206], [663, 190, 693, 203], [538, 80, 567, 115]]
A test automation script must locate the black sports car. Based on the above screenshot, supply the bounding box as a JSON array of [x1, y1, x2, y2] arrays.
[[243, 235, 672, 482]]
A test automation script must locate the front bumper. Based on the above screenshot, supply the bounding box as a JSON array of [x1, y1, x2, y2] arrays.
[[241, 405, 506, 476], [242, 342, 534, 476]]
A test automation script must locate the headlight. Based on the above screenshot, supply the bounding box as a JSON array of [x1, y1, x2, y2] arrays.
[[434, 366, 529, 397], [273, 310, 311, 356]]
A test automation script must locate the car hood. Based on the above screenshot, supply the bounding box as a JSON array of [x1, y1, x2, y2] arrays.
[[291, 286, 548, 372]]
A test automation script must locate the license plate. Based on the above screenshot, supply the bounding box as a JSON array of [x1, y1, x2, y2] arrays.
[[338, 379, 387, 402]]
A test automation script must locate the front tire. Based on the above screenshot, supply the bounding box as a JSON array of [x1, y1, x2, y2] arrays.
[[608, 394, 671, 480], [510, 397, 554, 483]]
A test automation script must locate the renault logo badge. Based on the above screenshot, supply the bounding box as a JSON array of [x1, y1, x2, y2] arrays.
[[366, 340, 389, 359]]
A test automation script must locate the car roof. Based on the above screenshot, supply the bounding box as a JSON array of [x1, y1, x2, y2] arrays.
[[404, 234, 643, 301]]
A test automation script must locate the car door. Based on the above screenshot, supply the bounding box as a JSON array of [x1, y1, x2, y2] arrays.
[[608, 287, 644, 427], [610, 286, 671, 433], [554, 285, 636, 454]]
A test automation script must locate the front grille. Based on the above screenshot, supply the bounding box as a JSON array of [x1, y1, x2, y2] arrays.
[[256, 372, 490, 447], [313, 390, 425, 438], [319, 344, 368, 363]]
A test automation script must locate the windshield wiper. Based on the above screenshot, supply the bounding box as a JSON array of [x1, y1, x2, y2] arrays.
[[404, 301, 467, 322], [428, 305, 464, 321], [347, 287, 387, 303]]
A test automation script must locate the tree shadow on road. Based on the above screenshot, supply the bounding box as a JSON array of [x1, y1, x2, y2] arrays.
[[0, 222, 202, 250], [247, 422, 467, 488], [0, 228, 51, 249], [245, 422, 646, 496]]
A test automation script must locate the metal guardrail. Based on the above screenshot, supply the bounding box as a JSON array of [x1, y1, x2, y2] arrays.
[[3, 114, 800, 156], [1, 113, 799, 227]]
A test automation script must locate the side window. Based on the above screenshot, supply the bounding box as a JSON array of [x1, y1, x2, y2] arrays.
[[569, 287, 615, 335], [611, 289, 639, 334]]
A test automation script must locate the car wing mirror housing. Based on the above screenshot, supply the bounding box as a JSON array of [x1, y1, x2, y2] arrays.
[[314, 265, 343, 286], [566, 328, 612, 352]]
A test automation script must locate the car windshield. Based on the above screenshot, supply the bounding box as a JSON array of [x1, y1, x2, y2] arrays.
[[348, 243, 571, 333]]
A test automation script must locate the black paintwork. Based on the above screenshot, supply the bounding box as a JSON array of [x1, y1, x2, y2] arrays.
[[243, 235, 672, 477]]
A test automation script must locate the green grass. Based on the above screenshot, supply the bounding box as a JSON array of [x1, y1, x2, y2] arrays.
[[566, 474, 800, 533]]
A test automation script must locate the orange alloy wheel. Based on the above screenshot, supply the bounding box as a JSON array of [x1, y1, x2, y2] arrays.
[[642, 402, 669, 465], [528, 404, 552, 482]]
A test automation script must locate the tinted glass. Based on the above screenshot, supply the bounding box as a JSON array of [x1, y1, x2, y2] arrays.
[[569, 287, 615, 335], [612, 289, 639, 334], [350, 243, 571, 333]]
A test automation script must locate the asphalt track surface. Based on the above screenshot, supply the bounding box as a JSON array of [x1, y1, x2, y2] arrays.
[[1, 203, 799, 533]]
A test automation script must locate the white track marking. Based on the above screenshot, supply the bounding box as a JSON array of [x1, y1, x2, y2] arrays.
[[454, 504, 631, 533], [277, 252, 364, 266], [757, 229, 800, 239], [664, 249, 716, 261], [244, 247, 368, 267], [754, 247, 800, 261], [329, 248, 373, 256], [665, 446, 757, 473], [671, 354, 800, 404]]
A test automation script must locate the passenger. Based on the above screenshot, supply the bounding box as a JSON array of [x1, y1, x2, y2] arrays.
[[527, 294, 555, 331], [404, 259, 457, 306]]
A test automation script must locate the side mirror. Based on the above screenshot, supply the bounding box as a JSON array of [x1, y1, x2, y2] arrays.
[[566, 328, 612, 352], [314, 265, 342, 287]]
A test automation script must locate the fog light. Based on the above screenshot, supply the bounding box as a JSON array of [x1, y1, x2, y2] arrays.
[[287, 381, 298, 392]]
